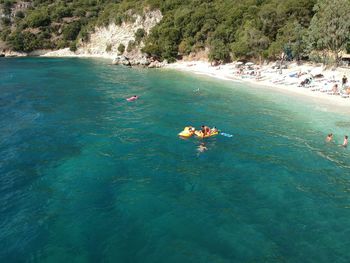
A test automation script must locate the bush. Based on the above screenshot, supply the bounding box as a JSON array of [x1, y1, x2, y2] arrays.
[[52, 6, 73, 20], [1, 17, 11, 26], [106, 43, 112, 52], [178, 38, 193, 55], [79, 27, 90, 42], [69, 41, 77, 52], [0, 27, 11, 41], [62, 21, 81, 41], [127, 40, 136, 52], [135, 28, 145, 43], [15, 11, 25, 19], [73, 8, 86, 17], [56, 39, 68, 49], [118, 43, 125, 54], [9, 31, 41, 52], [26, 10, 51, 28], [115, 16, 123, 26]]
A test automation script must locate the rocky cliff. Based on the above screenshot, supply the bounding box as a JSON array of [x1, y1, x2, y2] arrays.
[[43, 10, 163, 66]]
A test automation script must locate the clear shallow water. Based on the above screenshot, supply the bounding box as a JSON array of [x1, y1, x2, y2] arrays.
[[1, 58, 350, 263]]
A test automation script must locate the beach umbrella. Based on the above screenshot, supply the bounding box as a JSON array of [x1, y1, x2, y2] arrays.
[[235, 61, 244, 68]]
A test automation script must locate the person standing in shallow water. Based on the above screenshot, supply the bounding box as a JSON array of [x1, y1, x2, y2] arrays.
[[326, 133, 333, 142], [342, 136, 348, 147]]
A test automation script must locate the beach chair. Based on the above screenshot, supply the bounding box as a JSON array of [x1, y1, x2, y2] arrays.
[[340, 90, 350, 98], [310, 85, 321, 91], [327, 89, 340, 95]]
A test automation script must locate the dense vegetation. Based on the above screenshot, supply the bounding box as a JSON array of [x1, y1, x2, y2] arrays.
[[1, 0, 350, 64]]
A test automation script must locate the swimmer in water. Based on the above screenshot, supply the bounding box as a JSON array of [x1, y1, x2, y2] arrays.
[[126, 95, 139, 101], [326, 133, 333, 142], [197, 142, 207, 153], [342, 135, 348, 147], [188, 126, 195, 135]]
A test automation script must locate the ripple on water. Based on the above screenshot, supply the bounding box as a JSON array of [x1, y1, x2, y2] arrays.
[[1, 58, 350, 262]]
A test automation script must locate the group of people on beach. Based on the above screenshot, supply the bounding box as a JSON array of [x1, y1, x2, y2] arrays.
[[235, 62, 350, 98], [328, 75, 349, 94], [326, 133, 348, 147]]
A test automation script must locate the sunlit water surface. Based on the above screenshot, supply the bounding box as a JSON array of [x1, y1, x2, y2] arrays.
[[1, 58, 350, 263]]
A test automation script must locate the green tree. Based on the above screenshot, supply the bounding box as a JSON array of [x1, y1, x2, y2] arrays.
[[26, 9, 51, 28], [307, 0, 350, 64], [8, 31, 41, 52], [62, 21, 81, 41], [208, 39, 230, 62], [178, 37, 194, 55], [231, 21, 270, 61], [268, 21, 307, 60]]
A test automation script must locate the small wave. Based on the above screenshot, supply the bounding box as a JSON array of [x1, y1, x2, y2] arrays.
[[335, 121, 350, 128]]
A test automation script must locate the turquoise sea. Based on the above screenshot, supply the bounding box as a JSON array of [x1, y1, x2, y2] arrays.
[[1, 58, 350, 263]]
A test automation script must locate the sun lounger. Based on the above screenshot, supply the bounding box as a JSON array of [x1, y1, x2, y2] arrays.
[[340, 90, 350, 98], [327, 90, 340, 95], [320, 87, 331, 93]]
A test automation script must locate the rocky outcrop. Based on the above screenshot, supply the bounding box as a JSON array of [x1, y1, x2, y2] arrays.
[[2, 50, 27, 57], [128, 55, 151, 66], [148, 60, 167, 68], [111, 54, 167, 68], [112, 55, 131, 66], [43, 10, 163, 66], [77, 10, 162, 64]]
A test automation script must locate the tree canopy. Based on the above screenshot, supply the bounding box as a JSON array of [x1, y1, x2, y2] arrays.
[[307, 0, 350, 63], [2, 0, 350, 64]]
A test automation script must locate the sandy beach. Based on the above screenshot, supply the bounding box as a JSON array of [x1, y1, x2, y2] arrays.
[[165, 60, 350, 110]]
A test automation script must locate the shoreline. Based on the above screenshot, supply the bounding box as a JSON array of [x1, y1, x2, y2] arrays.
[[4, 51, 350, 110], [164, 61, 350, 111]]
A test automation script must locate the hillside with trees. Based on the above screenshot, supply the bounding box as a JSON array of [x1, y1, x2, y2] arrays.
[[1, 0, 350, 64]]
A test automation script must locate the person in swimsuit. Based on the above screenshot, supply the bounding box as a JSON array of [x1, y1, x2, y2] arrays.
[[188, 127, 195, 135], [342, 135, 348, 147], [197, 142, 208, 153], [342, 75, 348, 87], [201, 125, 210, 136], [326, 133, 333, 142], [206, 127, 211, 135]]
